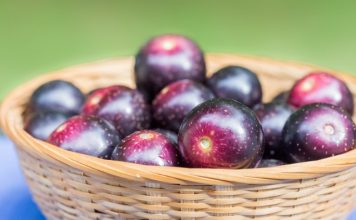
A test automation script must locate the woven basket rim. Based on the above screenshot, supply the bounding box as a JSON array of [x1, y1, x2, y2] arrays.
[[1, 53, 356, 185]]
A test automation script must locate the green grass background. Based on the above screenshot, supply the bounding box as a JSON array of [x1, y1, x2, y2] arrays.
[[1, 0, 356, 99]]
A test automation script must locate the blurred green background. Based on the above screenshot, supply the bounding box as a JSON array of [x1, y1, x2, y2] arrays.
[[1, 0, 356, 99]]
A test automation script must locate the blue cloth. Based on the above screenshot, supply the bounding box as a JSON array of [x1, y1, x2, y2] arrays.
[[0, 136, 45, 220], [0, 135, 355, 219]]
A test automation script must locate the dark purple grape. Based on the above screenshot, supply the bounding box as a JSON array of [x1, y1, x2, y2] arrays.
[[207, 66, 262, 108], [288, 72, 354, 115], [49, 115, 121, 159], [282, 103, 356, 162], [134, 34, 206, 101], [178, 98, 264, 168], [258, 159, 286, 168], [81, 85, 151, 137], [30, 80, 85, 115], [112, 130, 180, 166], [154, 128, 178, 146], [272, 91, 289, 103], [24, 112, 70, 141], [153, 79, 215, 132], [254, 102, 295, 159]]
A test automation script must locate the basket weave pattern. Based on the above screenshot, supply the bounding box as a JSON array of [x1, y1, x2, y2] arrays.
[[1, 54, 356, 219]]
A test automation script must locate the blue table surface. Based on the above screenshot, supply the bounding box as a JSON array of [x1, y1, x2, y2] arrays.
[[0, 135, 355, 220]]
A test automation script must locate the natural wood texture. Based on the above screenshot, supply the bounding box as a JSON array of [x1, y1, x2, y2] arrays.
[[1, 53, 356, 219]]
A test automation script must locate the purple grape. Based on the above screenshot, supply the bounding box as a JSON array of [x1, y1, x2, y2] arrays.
[[282, 103, 356, 162], [207, 66, 262, 108], [254, 102, 295, 159], [258, 159, 286, 168], [134, 34, 206, 101], [153, 79, 215, 132], [112, 130, 180, 166], [24, 112, 70, 141], [178, 98, 264, 168], [272, 91, 289, 103], [154, 128, 178, 147], [288, 72, 354, 115], [49, 115, 121, 159], [30, 80, 85, 115], [81, 85, 151, 137]]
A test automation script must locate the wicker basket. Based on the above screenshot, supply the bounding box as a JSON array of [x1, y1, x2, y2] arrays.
[[1, 54, 356, 220]]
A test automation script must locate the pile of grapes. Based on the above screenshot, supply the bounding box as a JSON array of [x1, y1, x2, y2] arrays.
[[24, 34, 355, 169]]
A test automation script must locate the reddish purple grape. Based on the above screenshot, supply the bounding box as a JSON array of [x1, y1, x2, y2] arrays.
[[178, 98, 264, 168], [207, 66, 262, 108], [254, 102, 295, 159], [24, 112, 70, 141], [49, 115, 121, 159], [153, 79, 215, 132], [112, 130, 180, 166], [134, 34, 206, 101], [258, 159, 286, 168], [282, 103, 356, 162], [288, 72, 354, 115], [81, 85, 151, 137], [30, 80, 85, 115]]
